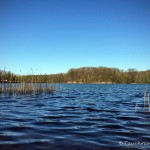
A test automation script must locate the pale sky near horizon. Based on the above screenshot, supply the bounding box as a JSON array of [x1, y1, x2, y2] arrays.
[[0, 0, 150, 75]]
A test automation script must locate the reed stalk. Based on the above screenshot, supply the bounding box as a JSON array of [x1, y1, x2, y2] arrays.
[[0, 85, 2, 94], [135, 103, 138, 112], [0, 73, 2, 94], [144, 90, 147, 112], [148, 93, 150, 112]]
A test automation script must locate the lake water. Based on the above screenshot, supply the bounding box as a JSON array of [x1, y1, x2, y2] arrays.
[[0, 84, 150, 150]]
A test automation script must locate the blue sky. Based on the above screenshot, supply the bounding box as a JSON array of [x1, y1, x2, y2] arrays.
[[0, 0, 150, 74]]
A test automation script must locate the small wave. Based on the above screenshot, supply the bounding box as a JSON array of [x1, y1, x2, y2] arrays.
[[86, 107, 101, 112]]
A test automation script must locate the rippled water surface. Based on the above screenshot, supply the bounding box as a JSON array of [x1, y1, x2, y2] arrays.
[[0, 84, 150, 150]]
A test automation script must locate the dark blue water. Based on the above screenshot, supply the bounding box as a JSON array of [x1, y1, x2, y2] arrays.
[[0, 84, 150, 150]]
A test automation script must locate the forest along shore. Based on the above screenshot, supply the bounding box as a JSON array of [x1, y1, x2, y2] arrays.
[[0, 67, 150, 84]]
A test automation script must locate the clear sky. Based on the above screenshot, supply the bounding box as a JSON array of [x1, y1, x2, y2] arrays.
[[0, 0, 150, 75]]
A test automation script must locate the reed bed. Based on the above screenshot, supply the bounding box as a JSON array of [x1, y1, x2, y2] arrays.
[[0, 69, 56, 96], [0, 82, 54, 96]]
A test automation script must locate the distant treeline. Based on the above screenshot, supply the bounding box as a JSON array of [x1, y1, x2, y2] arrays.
[[0, 67, 150, 84]]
